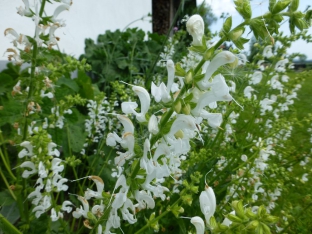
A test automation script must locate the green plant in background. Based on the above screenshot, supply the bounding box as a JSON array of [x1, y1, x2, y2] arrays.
[[1, 0, 312, 234]]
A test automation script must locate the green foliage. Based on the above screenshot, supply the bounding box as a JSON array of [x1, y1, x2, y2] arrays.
[[80, 28, 166, 93]]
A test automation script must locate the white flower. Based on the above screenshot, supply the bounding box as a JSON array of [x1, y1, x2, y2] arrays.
[[117, 115, 134, 134], [91, 202, 105, 217], [85, 176, 104, 200], [241, 155, 248, 162], [190, 216, 205, 234], [18, 141, 33, 158], [148, 114, 159, 135], [20, 161, 37, 178], [135, 190, 155, 210], [52, 173, 68, 191], [52, 4, 70, 23], [197, 51, 237, 90], [17, 0, 32, 16], [151, 82, 171, 103], [200, 111, 222, 128], [244, 86, 255, 99], [72, 196, 89, 219], [263, 45, 274, 58], [275, 59, 289, 72], [236, 53, 248, 66], [40, 90, 54, 98], [51, 158, 64, 175], [192, 74, 232, 116], [199, 186, 216, 225], [302, 173, 308, 182], [47, 142, 60, 157], [186, 15, 204, 46], [249, 71, 262, 85], [38, 161, 48, 178], [61, 201, 73, 213], [121, 199, 137, 224]]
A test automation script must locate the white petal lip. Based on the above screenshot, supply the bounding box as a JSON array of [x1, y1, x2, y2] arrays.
[[191, 216, 205, 234]]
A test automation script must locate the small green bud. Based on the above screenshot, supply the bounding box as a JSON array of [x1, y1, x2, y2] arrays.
[[209, 216, 217, 229], [245, 207, 257, 219], [265, 215, 279, 224], [174, 100, 182, 113], [185, 70, 193, 84], [182, 104, 191, 115], [261, 223, 271, 233], [226, 213, 243, 223], [230, 28, 244, 41], [175, 63, 186, 77], [203, 47, 215, 61], [231, 200, 245, 218], [247, 220, 259, 230]]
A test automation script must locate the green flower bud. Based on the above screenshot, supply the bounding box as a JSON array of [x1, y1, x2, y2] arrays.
[[231, 200, 245, 219], [226, 213, 243, 223], [265, 215, 279, 224], [182, 104, 191, 115], [247, 220, 259, 230], [185, 70, 193, 84], [203, 47, 215, 61], [174, 100, 182, 113]]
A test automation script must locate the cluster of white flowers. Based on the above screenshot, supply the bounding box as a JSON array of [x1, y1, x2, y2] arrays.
[[18, 130, 71, 220]]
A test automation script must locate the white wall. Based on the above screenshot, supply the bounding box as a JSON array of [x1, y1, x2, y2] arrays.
[[0, 0, 152, 60]]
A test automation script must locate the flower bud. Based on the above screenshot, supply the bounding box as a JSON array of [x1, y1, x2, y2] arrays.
[[185, 70, 193, 84], [246, 220, 259, 230], [174, 100, 182, 113], [186, 15, 204, 46], [182, 104, 191, 115]]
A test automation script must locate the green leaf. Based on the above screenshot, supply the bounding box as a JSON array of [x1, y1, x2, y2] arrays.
[[56, 77, 79, 92], [0, 74, 14, 95], [0, 202, 20, 226], [233, 37, 250, 50]]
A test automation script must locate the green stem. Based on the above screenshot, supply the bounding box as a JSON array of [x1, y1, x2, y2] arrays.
[[0, 148, 16, 180], [39, 0, 46, 17], [0, 213, 22, 234], [0, 166, 16, 200]]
